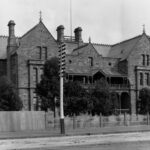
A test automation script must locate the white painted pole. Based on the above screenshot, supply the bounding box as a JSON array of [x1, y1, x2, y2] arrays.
[[59, 43, 65, 134], [60, 76, 64, 119]]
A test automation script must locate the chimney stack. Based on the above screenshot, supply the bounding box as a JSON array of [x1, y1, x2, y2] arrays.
[[74, 27, 82, 42], [8, 20, 16, 46], [7, 20, 17, 80], [56, 25, 64, 43]]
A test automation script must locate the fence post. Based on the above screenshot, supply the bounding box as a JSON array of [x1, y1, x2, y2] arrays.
[[124, 112, 126, 126], [147, 112, 149, 125], [45, 111, 47, 129], [100, 113, 103, 127], [73, 114, 76, 129]]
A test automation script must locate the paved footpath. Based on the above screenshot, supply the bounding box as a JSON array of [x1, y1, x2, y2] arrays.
[[1, 132, 150, 150], [1, 125, 150, 139]]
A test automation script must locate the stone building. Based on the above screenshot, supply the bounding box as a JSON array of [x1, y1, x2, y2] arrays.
[[0, 18, 149, 114]]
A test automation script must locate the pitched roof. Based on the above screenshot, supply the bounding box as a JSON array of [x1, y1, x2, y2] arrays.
[[65, 42, 81, 54], [66, 66, 90, 75], [92, 43, 111, 57], [0, 36, 8, 59], [66, 65, 126, 77], [65, 41, 112, 56], [108, 35, 142, 59], [71, 43, 101, 56], [22, 21, 48, 38]]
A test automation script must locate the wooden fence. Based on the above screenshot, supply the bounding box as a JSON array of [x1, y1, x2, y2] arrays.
[[0, 111, 45, 132], [0, 111, 149, 132], [46, 113, 150, 129]]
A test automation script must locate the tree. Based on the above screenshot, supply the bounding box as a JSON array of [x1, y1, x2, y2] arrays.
[[64, 81, 88, 116], [139, 88, 150, 114], [0, 76, 22, 111], [36, 57, 60, 112], [91, 78, 112, 116], [110, 92, 120, 114]]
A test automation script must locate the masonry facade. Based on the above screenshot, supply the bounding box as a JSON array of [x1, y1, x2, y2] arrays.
[[0, 19, 150, 114]]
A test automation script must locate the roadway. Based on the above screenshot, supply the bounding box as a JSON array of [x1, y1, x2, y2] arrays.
[[1, 132, 150, 150]]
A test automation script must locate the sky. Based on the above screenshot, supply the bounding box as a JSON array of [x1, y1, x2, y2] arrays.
[[0, 0, 150, 44]]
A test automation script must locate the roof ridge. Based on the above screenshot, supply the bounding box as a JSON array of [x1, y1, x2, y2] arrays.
[[73, 43, 89, 51], [84, 42, 111, 46], [112, 34, 142, 46], [91, 42, 112, 46]]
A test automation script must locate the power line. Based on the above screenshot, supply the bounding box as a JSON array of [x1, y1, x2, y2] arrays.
[[70, 0, 72, 39]]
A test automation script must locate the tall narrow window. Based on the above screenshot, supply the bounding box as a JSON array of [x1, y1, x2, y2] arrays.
[[147, 55, 149, 66], [33, 90, 37, 110], [42, 47, 47, 59], [88, 57, 93, 66], [140, 72, 143, 85], [142, 54, 145, 66], [145, 73, 149, 85], [39, 67, 44, 82], [37, 46, 42, 59], [33, 68, 38, 86]]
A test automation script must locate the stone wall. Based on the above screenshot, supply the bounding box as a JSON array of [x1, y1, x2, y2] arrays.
[[128, 34, 150, 113], [17, 22, 59, 110]]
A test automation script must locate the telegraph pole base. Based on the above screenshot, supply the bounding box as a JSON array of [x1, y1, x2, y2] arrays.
[[60, 118, 65, 134]]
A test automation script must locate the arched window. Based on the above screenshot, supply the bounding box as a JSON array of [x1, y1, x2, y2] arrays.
[[140, 72, 143, 85]]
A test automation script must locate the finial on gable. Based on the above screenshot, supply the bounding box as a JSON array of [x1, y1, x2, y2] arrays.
[[39, 11, 43, 22], [89, 36, 91, 43], [143, 24, 145, 34]]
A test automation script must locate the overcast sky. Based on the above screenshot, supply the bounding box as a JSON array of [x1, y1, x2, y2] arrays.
[[0, 0, 150, 44]]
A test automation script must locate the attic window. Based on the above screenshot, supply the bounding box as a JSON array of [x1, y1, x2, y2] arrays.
[[88, 57, 93, 66], [121, 50, 124, 54], [69, 60, 72, 64]]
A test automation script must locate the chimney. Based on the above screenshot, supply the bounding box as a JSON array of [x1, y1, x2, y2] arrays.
[[7, 20, 17, 80], [56, 25, 64, 42], [8, 20, 16, 46], [74, 27, 82, 42]]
